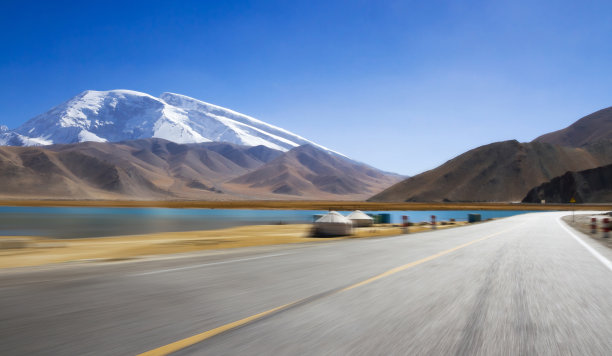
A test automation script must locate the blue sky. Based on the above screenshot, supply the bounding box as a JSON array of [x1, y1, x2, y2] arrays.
[[1, 0, 611, 175]]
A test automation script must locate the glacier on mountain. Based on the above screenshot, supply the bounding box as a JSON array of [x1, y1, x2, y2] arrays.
[[0, 89, 331, 153]]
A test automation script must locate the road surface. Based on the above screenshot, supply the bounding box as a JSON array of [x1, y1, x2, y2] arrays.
[[1, 212, 611, 355]]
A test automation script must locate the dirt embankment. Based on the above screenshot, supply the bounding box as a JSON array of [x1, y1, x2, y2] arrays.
[[562, 214, 612, 249]]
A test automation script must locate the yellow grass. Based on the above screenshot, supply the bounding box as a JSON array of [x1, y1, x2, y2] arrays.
[[0, 222, 466, 269]]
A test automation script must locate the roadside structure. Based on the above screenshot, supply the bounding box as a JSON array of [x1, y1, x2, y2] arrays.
[[313, 211, 353, 236], [347, 210, 374, 227]]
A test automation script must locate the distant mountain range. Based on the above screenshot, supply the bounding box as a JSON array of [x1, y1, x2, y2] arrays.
[[370, 106, 612, 202], [0, 139, 401, 200], [0, 89, 333, 153]]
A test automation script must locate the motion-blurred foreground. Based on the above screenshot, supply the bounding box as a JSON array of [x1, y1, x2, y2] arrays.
[[1, 212, 612, 355]]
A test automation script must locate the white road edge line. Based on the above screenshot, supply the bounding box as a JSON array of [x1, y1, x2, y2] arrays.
[[130, 252, 294, 277], [558, 217, 612, 272]]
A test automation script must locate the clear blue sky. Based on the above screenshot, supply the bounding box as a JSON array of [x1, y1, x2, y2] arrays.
[[1, 0, 611, 175]]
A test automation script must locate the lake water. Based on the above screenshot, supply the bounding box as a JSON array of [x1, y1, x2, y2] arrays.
[[0, 206, 542, 238]]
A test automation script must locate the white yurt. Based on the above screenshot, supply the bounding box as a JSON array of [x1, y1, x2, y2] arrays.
[[312, 211, 353, 237], [347, 210, 374, 227]]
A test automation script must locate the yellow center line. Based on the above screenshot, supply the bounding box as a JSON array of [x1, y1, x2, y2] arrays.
[[340, 229, 507, 292], [138, 302, 296, 356], [138, 229, 510, 356]]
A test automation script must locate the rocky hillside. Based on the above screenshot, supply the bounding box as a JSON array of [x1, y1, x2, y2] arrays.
[[522, 163, 612, 203]]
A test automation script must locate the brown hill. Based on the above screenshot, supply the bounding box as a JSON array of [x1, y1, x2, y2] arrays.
[[522, 163, 612, 203], [368, 140, 612, 202], [534, 106, 612, 147], [227, 145, 403, 200]]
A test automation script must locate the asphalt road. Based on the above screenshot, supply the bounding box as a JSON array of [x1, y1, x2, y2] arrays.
[[1, 212, 611, 355]]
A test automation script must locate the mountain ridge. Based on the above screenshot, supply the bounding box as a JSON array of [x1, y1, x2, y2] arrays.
[[534, 106, 612, 147]]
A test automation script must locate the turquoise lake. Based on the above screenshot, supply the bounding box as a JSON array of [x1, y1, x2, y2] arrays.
[[0, 206, 543, 238]]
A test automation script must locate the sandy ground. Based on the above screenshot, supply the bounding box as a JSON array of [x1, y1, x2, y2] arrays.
[[0, 199, 610, 211], [0, 222, 467, 269]]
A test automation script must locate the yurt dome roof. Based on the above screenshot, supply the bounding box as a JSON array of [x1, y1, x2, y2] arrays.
[[347, 210, 373, 220], [315, 211, 352, 224]]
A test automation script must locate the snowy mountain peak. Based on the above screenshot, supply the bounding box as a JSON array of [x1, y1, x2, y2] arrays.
[[0, 89, 333, 153]]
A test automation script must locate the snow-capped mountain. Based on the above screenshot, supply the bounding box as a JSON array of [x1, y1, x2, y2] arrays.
[[0, 89, 331, 152]]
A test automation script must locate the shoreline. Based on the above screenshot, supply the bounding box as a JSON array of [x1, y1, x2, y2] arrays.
[[0, 199, 610, 211]]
